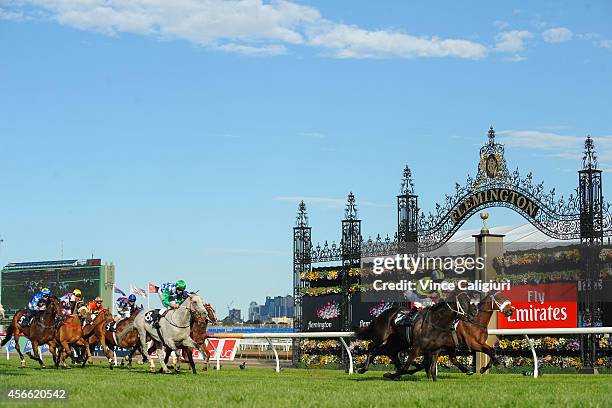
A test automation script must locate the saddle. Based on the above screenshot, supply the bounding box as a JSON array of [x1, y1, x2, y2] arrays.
[[105, 320, 118, 332], [393, 307, 420, 343]]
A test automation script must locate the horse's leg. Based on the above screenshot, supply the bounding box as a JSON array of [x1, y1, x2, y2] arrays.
[[14, 329, 26, 367], [181, 338, 198, 374], [185, 346, 197, 374], [59, 334, 73, 369], [476, 343, 498, 374], [77, 338, 92, 368], [385, 346, 420, 380], [202, 344, 210, 371], [47, 340, 59, 368], [428, 351, 440, 382], [357, 342, 381, 374], [448, 349, 473, 375], [156, 341, 171, 374], [404, 352, 428, 375], [29, 339, 45, 368], [98, 330, 114, 370]]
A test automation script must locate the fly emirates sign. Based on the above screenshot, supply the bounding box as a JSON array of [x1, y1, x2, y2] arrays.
[[498, 282, 577, 329]]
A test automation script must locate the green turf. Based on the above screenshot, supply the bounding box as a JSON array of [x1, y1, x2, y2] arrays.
[[0, 359, 610, 408]]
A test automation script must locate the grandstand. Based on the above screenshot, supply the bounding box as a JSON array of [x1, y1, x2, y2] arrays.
[[0, 258, 115, 318]]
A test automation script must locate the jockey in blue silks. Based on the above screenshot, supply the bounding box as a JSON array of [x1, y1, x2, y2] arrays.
[[23, 287, 51, 326]]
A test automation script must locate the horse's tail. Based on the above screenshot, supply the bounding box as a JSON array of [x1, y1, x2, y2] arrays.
[[1, 323, 14, 346], [353, 323, 375, 340]]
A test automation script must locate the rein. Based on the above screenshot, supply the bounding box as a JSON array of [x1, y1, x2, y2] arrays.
[[162, 297, 195, 329]]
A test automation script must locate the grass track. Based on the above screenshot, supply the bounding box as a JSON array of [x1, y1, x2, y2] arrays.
[[0, 360, 610, 408]]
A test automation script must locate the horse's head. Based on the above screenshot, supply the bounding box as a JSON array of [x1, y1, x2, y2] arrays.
[[204, 304, 217, 323], [186, 294, 209, 321], [99, 308, 113, 321], [47, 296, 63, 318], [444, 290, 472, 319], [481, 291, 514, 317]]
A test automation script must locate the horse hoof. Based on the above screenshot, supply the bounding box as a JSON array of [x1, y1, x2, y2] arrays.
[[466, 371, 474, 376], [20, 361, 26, 368], [383, 372, 401, 381], [357, 368, 366, 374], [162, 369, 171, 374], [480, 367, 486, 374]]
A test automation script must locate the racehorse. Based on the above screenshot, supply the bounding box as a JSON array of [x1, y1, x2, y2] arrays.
[[102, 309, 148, 368], [407, 291, 515, 376], [155, 303, 218, 371], [1, 296, 63, 368], [78, 308, 116, 369], [132, 293, 209, 374], [355, 291, 472, 381], [54, 313, 92, 369]]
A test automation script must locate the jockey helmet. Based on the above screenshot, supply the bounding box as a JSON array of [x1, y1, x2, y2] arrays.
[[73, 288, 82, 297], [128, 294, 136, 302], [95, 296, 103, 304], [176, 280, 186, 290], [41, 288, 51, 296]]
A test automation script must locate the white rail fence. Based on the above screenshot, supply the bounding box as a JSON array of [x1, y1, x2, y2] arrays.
[[211, 327, 612, 378]]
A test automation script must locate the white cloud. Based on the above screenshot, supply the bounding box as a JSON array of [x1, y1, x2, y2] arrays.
[[218, 43, 287, 56], [494, 30, 532, 52], [5, 0, 488, 59], [0, 7, 27, 21], [542, 27, 573, 43], [498, 130, 612, 166], [299, 132, 325, 139], [598, 40, 612, 50], [309, 24, 487, 59], [493, 20, 510, 30], [504, 54, 527, 63]]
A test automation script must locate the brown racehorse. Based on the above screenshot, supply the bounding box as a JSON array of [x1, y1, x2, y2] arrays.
[[1, 296, 63, 368], [409, 291, 515, 376], [79, 308, 116, 369], [54, 314, 92, 369], [156, 303, 217, 371], [102, 309, 147, 368]]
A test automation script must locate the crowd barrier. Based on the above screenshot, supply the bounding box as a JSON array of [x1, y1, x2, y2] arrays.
[[211, 327, 612, 378], [4, 328, 611, 378]]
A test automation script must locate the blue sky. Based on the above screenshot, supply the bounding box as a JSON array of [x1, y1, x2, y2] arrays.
[[1, 1, 611, 316]]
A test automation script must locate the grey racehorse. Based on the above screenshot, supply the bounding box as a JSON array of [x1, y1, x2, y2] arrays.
[[133, 293, 208, 374]]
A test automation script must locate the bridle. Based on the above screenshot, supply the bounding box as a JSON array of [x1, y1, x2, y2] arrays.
[[490, 291, 511, 313], [445, 293, 469, 317], [163, 295, 208, 329]]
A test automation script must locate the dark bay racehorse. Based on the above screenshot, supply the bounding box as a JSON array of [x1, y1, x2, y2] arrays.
[[1, 296, 63, 368], [355, 292, 472, 380], [408, 291, 515, 375]]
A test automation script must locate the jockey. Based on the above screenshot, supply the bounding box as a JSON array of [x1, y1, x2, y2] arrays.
[[115, 296, 130, 319], [28, 287, 51, 312], [60, 289, 85, 316], [24, 287, 51, 324], [87, 296, 104, 321], [127, 294, 139, 315], [161, 280, 188, 311], [153, 280, 188, 328]]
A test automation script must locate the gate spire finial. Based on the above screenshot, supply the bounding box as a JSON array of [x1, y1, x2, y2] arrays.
[[583, 135, 598, 170], [344, 192, 358, 220], [488, 126, 496, 146], [401, 165, 415, 195], [296, 200, 309, 227]]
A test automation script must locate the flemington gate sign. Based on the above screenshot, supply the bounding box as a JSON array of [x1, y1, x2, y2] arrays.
[[292, 126, 612, 369]]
